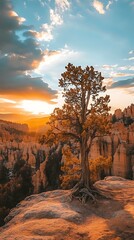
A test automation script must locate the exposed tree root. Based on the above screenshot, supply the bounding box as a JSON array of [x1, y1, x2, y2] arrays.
[[67, 181, 97, 204], [68, 181, 109, 204]]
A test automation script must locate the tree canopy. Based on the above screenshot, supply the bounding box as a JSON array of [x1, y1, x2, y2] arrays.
[[48, 63, 111, 196]]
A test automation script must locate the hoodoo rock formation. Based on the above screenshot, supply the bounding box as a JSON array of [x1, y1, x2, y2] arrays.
[[90, 104, 134, 179], [0, 104, 134, 195]]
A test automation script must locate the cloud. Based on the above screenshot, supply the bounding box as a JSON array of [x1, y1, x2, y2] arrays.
[[129, 50, 134, 55], [92, 0, 105, 14], [0, 0, 57, 105], [92, 0, 116, 14], [0, 100, 17, 114], [24, 25, 54, 42], [38, 0, 45, 7], [102, 76, 134, 109], [129, 66, 134, 71], [38, 24, 54, 41], [55, 0, 70, 12], [100, 63, 134, 78], [110, 72, 134, 77], [102, 64, 118, 70], [106, 1, 112, 10], [0, 73, 57, 102], [103, 77, 114, 88], [118, 65, 134, 71], [128, 57, 134, 61], [33, 1, 70, 42], [37, 46, 80, 88], [50, 9, 63, 25], [108, 78, 134, 89]]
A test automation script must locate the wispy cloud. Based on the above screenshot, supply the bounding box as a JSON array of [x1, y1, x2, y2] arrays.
[[118, 65, 134, 71], [55, 0, 70, 12], [111, 72, 134, 77], [38, 24, 53, 41], [50, 9, 63, 25], [102, 64, 118, 70], [128, 57, 134, 61], [38, 0, 45, 7], [100, 63, 134, 79], [129, 50, 134, 54], [92, 0, 105, 14], [106, 0, 112, 10], [92, 0, 116, 14], [34, 0, 70, 42], [124, 57, 134, 61], [37, 46, 80, 88]]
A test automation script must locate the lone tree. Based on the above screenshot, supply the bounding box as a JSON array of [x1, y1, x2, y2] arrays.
[[48, 63, 111, 200]]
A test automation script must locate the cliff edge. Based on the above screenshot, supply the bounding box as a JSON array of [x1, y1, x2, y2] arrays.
[[0, 177, 134, 240]]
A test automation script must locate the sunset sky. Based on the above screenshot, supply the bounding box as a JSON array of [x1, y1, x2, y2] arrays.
[[0, 0, 134, 117]]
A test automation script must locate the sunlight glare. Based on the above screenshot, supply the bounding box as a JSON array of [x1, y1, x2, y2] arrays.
[[20, 100, 55, 115]]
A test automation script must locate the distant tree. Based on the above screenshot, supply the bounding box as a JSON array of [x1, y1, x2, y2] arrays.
[[47, 63, 111, 200], [124, 116, 133, 126], [38, 135, 46, 145], [13, 159, 25, 176], [19, 163, 33, 196], [0, 162, 33, 227], [111, 114, 117, 123], [89, 156, 112, 183], [45, 146, 62, 190], [0, 164, 9, 184]]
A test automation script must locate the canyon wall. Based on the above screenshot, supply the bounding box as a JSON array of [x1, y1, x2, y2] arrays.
[[89, 104, 134, 179], [0, 120, 50, 193], [0, 104, 134, 195]]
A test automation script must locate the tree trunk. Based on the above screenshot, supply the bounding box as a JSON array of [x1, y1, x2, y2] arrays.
[[80, 136, 90, 189]]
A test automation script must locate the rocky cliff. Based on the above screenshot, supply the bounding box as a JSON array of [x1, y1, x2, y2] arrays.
[[0, 104, 134, 193], [89, 104, 134, 179], [0, 119, 50, 193], [0, 177, 134, 240]]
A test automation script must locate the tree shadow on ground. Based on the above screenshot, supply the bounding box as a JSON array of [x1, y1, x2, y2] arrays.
[[67, 192, 134, 240]]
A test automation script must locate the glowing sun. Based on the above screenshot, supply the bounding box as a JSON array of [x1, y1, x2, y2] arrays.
[[19, 100, 55, 115]]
